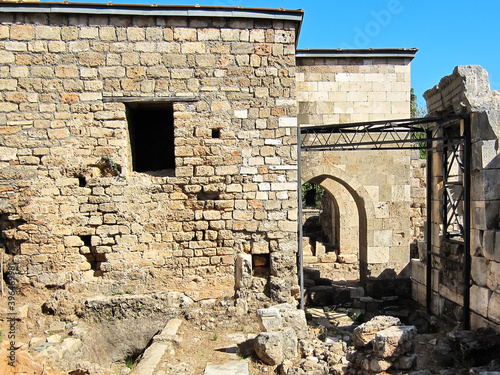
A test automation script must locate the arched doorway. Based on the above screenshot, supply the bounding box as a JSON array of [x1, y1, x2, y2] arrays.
[[301, 165, 376, 284]]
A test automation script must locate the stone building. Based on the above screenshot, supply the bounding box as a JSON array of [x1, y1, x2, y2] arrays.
[[0, 3, 302, 304], [0, 2, 424, 310], [296, 49, 418, 282]]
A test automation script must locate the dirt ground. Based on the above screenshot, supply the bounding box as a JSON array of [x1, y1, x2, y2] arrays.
[[0, 290, 484, 375]]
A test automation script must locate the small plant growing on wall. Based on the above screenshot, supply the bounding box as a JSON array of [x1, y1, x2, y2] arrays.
[[95, 157, 122, 177]]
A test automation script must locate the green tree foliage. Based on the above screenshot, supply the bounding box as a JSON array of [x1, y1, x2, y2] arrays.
[[302, 182, 324, 208], [410, 88, 428, 159]]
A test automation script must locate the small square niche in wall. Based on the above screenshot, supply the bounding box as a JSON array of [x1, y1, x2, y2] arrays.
[[212, 129, 221, 139]]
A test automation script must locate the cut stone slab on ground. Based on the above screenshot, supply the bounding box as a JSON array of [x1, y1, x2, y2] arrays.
[[204, 360, 249, 375]]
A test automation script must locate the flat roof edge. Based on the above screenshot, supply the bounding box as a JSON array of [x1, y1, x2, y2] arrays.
[[296, 49, 418, 59], [0, 2, 304, 22]]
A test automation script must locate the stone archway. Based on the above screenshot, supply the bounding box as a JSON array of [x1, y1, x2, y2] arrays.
[[302, 165, 377, 282]]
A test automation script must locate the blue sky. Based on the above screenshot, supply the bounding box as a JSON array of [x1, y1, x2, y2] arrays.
[[69, 0, 500, 107]]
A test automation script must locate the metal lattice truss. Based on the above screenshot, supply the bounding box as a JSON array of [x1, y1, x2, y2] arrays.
[[442, 126, 467, 239], [300, 115, 462, 152], [299, 114, 468, 240]]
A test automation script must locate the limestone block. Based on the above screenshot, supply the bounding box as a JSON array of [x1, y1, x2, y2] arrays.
[[488, 292, 500, 324], [398, 354, 417, 370], [370, 358, 392, 373], [252, 242, 269, 254], [418, 240, 427, 261], [496, 231, 500, 262], [302, 237, 313, 256], [315, 241, 326, 256], [487, 261, 500, 293], [373, 325, 417, 358], [411, 259, 426, 285], [472, 169, 500, 201], [337, 254, 357, 264], [273, 303, 308, 339], [281, 328, 298, 361], [367, 247, 389, 263], [353, 316, 401, 347], [470, 311, 491, 331], [470, 285, 491, 317], [471, 256, 489, 287], [256, 308, 283, 332], [0, 146, 16, 161], [235, 253, 252, 289], [473, 140, 500, 170], [318, 253, 337, 263], [374, 230, 392, 247], [473, 200, 500, 231], [254, 332, 283, 365]]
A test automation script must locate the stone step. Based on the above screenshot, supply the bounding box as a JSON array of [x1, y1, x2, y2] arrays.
[[204, 360, 249, 375], [132, 318, 183, 375]]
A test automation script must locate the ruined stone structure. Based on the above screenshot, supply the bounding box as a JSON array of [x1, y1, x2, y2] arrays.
[[297, 50, 417, 281], [411, 66, 500, 333], [0, 3, 302, 304], [0, 2, 438, 314]]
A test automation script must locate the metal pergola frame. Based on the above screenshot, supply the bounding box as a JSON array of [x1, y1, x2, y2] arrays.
[[298, 114, 472, 328]]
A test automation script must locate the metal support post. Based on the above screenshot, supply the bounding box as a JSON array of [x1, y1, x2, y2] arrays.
[[426, 129, 433, 313], [463, 117, 471, 329], [297, 125, 304, 310]]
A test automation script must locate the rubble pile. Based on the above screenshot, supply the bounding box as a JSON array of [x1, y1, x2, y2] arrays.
[[348, 316, 417, 374], [253, 303, 308, 366]]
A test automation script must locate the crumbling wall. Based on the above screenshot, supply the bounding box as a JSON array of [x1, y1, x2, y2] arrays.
[[0, 9, 299, 303], [414, 65, 500, 332], [297, 55, 414, 280]]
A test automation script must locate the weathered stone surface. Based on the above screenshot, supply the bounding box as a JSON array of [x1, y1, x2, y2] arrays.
[[256, 307, 283, 332], [398, 353, 417, 370], [204, 360, 248, 375], [472, 256, 489, 287], [471, 285, 492, 317], [254, 332, 283, 366], [0, 8, 300, 304], [235, 253, 252, 289], [277, 305, 308, 339], [281, 327, 298, 361], [487, 261, 500, 293], [353, 316, 401, 347], [369, 358, 392, 373], [373, 325, 417, 358], [489, 292, 500, 324]]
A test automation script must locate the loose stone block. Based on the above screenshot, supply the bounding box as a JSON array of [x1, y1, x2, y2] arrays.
[[373, 325, 417, 358], [254, 332, 283, 366], [353, 316, 401, 347]]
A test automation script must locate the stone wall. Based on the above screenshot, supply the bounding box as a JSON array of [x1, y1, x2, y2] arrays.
[[412, 65, 500, 332], [297, 54, 414, 281], [0, 7, 300, 303]]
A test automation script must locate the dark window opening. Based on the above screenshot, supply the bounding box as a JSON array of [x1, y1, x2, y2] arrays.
[[83, 251, 107, 277], [126, 102, 175, 173], [78, 176, 87, 187], [80, 236, 107, 277], [197, 191, 220, 201], [211, 129, 221, 139], [0, 214, 26, 255], [252, 254, 270, 278], [81, 235, 92, 247]]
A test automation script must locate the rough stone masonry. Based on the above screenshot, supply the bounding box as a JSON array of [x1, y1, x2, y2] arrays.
[[0, 4, 302, 304]]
